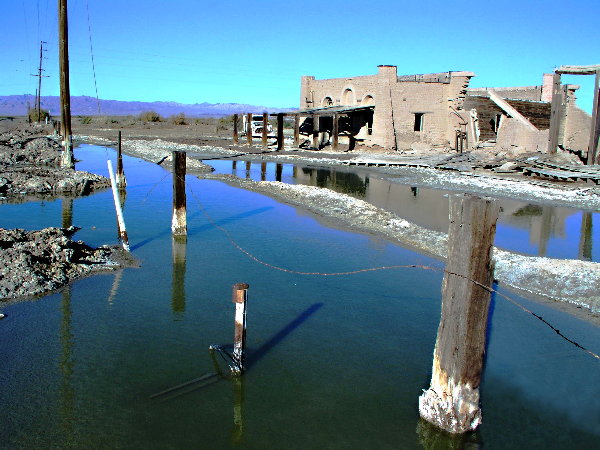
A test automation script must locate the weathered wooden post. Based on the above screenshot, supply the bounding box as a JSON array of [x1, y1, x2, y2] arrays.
[[116, 131, 127, 189], [233, 113, 239, 145], [107, 160, 130, 251], [588, 70, 600, 165], [277, 113, 284, 151], [171, 151, 187, 236], [246, 113, 252, 145], [59, 0, 74, 169], [312, 115, 320, 149], [231, 283, 249, 374], [332, 113, 339, 151], [294, 114, 300, 148], [262, 112, 268, 149], [419, 194, 499, 434]]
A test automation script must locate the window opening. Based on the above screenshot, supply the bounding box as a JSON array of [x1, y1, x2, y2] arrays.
[[414, 113, 424, 132]]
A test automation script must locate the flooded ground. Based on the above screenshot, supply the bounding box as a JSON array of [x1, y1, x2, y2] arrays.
[[1, 145, 599, 448], [208, 159, 598, 263]]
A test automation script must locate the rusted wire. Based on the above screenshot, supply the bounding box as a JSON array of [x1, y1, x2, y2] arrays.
[[186, 185, 600, 362]]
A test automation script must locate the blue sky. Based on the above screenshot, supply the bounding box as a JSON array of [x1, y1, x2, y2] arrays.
[[2, 0, 598, 111]]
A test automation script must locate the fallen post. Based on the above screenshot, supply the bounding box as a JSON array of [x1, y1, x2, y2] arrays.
[[419, 194, 499, 434], [171, 150, 187, 236], [107, 159, 130, 251]]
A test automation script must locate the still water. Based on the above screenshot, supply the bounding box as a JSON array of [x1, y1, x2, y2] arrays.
[[207, 159, 598, 262], [1, 145, 599, 448]]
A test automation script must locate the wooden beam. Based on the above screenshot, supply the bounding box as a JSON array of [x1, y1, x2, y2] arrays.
[[548, 74, 563, 154], [487, 90, 537, 132], [233, 113, 238, 145], [312, 115, 320, 149], [277, 113, 284, 151], [555, 64, 600, 75], [419, 194, 499, 434], [262, 112, 268, 149], [587, 71, 600, 165]]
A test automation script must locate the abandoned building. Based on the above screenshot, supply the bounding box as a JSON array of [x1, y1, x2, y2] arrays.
[[298, 65, 597, 161]]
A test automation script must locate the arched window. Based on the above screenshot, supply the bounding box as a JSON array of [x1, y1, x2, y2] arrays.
[[362, 95, 374, 105], [342, 88, 355, 105], [322, 96, 333, 106]]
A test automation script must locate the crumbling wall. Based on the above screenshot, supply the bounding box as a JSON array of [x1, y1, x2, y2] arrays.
[[467, 86, 543, 101], [496, 117, 549, 153], [563, 102, 592, 154]]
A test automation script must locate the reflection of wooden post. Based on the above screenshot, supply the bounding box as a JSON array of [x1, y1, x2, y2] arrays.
[[232, 160, 237, 173], [277, 113, 284, 151], [275, 163, 283, 182], [61, 198, 73, 228], [419, 194, 499, 434], [172, 236, 186, 314], [262, 112, 268, 149], [246, 113, 252, 145], [232, 376, 245, 445], [116, 131, 127, 189], [332, 113, 339, 151], [107, 160, 130, 251], [312, 115, 320, 149], [245, 161, 251, 179], [233, 114, 239, 145], [294, 114, 300, 147], [171, 151, 187, 236], [579, 212, 593, 261], [261, 162, 267, 181], [232, 283, 249, 374]]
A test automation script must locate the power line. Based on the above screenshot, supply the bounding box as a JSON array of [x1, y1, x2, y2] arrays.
[[85, 0, 100, 114]]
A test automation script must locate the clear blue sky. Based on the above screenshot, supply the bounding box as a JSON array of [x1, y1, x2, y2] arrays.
[[2, 0, 598, 111]]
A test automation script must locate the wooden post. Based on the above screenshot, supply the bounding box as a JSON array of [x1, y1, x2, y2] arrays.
[[107, 160, 130, 251], [419, 194, 499, 434], [171, 151, 187, 236], [116, 131, 127, 189], [294, 114, 300, 148], [547, 73, 562, 154], [332, 113, 339, 151], [59, 0, 74, 169], [277, 113, 284, 151], [246, 113, 253, 145], [232, 283, 249, 374], [262, 112, 268, 149], [587, 71, 600, 165], [233, 113, 239, 145], [312, 115, 320, 149]]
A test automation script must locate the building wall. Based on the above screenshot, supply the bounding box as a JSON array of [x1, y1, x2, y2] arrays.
[[300, 66, 474, 150]]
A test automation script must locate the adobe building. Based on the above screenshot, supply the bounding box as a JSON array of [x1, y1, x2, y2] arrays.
[[298, 65, 595, 160]]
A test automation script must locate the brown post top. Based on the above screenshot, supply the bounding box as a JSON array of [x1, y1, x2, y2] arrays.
[[232, 283, 249, 303]]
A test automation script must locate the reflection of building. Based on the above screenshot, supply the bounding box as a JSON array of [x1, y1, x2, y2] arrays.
[[299, 65, 591, 154]]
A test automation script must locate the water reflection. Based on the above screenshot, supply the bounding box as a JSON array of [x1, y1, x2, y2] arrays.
[[171, 236, 186, 317], [61, 198, 73, 228], [416, 418, 481, 449], [208, 160, 597, 262], [232, 376, 245, 446], [60, 286, 75, 443]]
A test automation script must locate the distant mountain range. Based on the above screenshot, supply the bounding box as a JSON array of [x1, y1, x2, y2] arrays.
[[0, 95, 295, 118]]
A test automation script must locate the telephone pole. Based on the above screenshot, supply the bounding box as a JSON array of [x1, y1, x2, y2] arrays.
[[31, 41, 48, 123], [59, 0, 74, 168]]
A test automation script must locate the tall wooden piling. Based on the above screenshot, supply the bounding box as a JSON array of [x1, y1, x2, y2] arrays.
[[246, 113, 253, 145], [107, 160, 130, 251], [262, 112, 268, 149], [419, 194, 499, 434], [277, 113, 284, 151], [58, 0, 74, 169], [332, 113, 339, 151], [294, 114, 300, 148], [232, 283, 249, 374], [116, 131, 127, 189], [171, 151, 187, 236], [233, 114, 239, 145], [312, 115, 320, 149]]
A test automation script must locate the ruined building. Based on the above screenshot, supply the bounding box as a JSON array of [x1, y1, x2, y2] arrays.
[[299, 65, 593, 157]]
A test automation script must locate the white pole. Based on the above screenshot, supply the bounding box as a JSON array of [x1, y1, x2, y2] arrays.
[[107, 159, 130, 251]]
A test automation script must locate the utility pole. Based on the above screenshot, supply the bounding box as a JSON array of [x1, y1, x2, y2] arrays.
[[31, 41, 48, 123], [59, 0, 74, 168]]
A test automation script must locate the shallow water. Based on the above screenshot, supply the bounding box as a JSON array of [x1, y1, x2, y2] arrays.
[[1, 145, 599, 448], [207, 159, 598, 262]]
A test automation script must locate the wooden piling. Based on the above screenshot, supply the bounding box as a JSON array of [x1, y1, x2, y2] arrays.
[[171, 151, 187, 236], [277, 113, 284, 151], [232, 283, 249, 374], [59, 0, 74, 169], [246, 113, 253, 145], [419, 194, 499, 434], [312, 115, 320, 149], [233, 114, 239, 145], [116, 131, 127, 189], [294, 114, 300, 148], [588, 70, 600, 165], [332, 113, 339, 151], [548, 73, 562, 154], [262, 112, 268, 149], [107, 160, 130, 251]]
